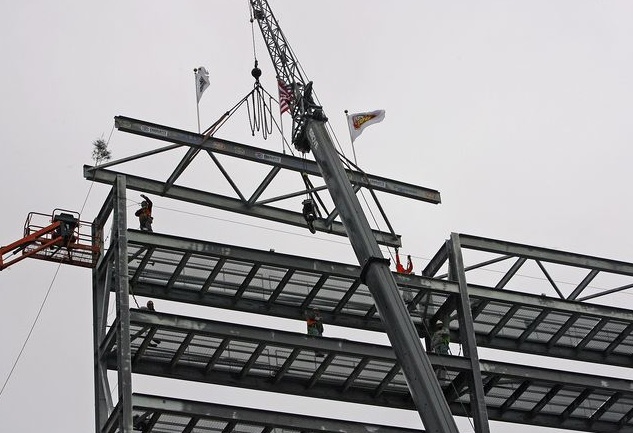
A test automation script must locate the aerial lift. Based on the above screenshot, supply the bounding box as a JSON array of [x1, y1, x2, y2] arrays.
[[0, 209, 99, 270], [249, 2, 461, 432]]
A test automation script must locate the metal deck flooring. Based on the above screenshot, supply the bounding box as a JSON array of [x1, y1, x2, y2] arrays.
[[105, 310, 633, 433], [122, 230, 633, 368]]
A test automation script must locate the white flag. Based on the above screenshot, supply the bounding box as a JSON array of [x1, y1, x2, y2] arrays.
[[195, 67, 210, 102], [347, 110, 385, 143]]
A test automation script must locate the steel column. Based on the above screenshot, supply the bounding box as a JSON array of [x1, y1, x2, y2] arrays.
[[448, 234, 490, 433], [114, 175, 133, 432], [92, 193, 111, 432]]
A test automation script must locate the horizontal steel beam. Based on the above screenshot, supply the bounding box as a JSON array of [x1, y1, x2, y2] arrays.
[[458, 233, 633, 277], [452, 403, 623, 433], [113, 115, 441, 204], [132, 394, 425, 433], [83, 166, 401, 247]]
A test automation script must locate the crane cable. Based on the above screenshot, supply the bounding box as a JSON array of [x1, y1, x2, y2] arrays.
[[247, 0, 258, 65]]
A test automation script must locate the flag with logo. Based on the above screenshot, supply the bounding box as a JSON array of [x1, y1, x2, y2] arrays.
[[195, 67, 210, 102], [347, 110, 385, 143], [278, 79, 292, 114]]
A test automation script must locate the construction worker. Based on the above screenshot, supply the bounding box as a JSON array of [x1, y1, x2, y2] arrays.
[[138, 300, 160, 347], [306, 308, 324, 356], [302, 198, 317, 234], [135, 194, 153, 232], [430, 321, 450, 382], [430, 321, 450, 355], [306, 308, 323, 337], [395, 248, 413, 274], [140, 300, 155, 311], [133, 414, 150, 432]]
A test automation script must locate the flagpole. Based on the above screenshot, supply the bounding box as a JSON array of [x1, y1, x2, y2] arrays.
[[194, 68, 201, 133], [345, 110, 358, 165]]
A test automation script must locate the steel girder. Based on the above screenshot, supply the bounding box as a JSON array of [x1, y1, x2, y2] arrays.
[[110, 393, 426, 433], [82, 116, 442, 249], [424, 233, 633, 302], [84, 164, 402, 248]]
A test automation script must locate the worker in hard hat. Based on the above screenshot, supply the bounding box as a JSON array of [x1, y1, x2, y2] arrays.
[[135, 194, 154, 232], [430, 321, 450, 355], [394, 248, 413, 274], [306, 308, 324, 337], [430, 320, 450, 381], [306, 308, 324, 356], [139, 300, 160, 347]]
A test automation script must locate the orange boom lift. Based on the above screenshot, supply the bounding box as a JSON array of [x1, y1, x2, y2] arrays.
[[0, 209, 99, 270]]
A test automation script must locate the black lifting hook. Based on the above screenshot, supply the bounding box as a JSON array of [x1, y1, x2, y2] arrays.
[[251, 60, 262, 83]]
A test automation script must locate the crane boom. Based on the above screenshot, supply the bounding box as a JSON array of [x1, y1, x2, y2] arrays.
[[250, 2, 461, 432], [250, 1, 327, 154]]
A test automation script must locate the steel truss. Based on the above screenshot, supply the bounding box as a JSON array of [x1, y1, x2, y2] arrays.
[[84, 116, 442, 248], [425, 234, 633, 301]]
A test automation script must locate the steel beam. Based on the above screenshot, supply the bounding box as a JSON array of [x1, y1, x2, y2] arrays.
[[448, 234, 490, 433], [112, 116, 442, 204], [92, 185, 112, 433], [305, 121, 457, 432], [131, 393, 426, 433], [114, 175, 133, 433], [83, 165, 401, 247], [458, 234, 633, 277]]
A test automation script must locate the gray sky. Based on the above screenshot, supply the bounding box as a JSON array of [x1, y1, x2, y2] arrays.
[[1, 1, 632, 432]]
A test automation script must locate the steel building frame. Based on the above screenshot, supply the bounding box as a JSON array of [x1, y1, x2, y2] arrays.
[[89, 118, 633, 433], [92, 176, 633, 432]]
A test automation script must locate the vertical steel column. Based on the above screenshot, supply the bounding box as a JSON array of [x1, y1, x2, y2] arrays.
[[306, 121, 459, 433], [114, 175, 133, 432], [92, 186, 113, 433], [448, 233, 490, 433]]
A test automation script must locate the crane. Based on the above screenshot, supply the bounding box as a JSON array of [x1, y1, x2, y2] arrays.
[[249, 2, 461, 432]]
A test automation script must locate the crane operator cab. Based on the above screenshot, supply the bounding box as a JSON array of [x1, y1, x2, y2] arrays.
[[0, 209, 99, 271]]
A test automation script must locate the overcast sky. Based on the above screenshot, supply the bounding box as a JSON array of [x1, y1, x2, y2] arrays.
[[1, 1, 633, 432]]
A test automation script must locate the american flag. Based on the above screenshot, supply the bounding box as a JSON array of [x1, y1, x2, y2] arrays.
[[278, 79, 292, 115]]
